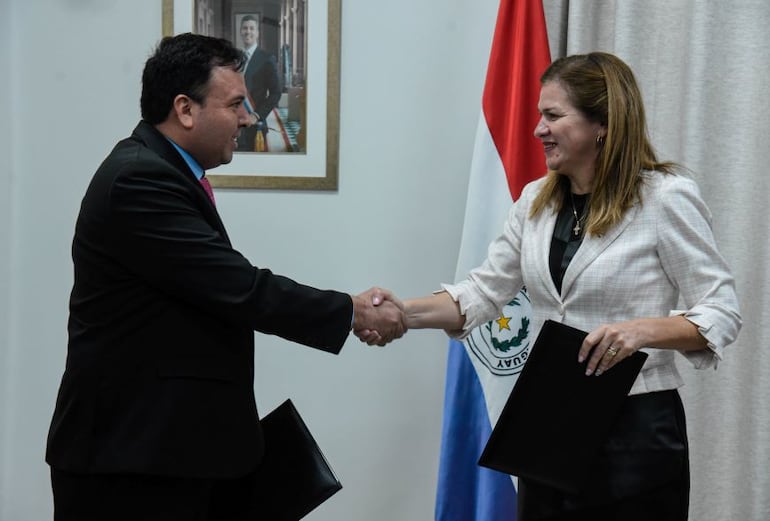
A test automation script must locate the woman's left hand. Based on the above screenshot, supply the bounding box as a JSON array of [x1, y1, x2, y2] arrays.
[[578, 320, 647, 376]]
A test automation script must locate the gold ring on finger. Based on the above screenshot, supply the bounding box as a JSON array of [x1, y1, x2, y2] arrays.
[[607, 346, 619, 357]]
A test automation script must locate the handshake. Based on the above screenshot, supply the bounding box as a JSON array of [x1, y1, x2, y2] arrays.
[[351, 287, 407, 346]]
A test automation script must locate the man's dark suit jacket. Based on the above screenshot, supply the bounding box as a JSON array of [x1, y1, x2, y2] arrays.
[[245, 48, 281, 122], [46, 121, 352, 479], [238, 48, 282, 151]]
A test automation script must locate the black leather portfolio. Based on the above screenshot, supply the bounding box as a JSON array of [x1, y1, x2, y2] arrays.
[[478, 320, 647, 494], [254, 399, 342, 520]]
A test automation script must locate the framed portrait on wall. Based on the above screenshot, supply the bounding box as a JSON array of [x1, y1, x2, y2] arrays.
[[162, 0, 340, 190]]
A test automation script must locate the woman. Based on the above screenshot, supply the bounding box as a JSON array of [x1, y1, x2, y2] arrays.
[[380, 53, 741, 519]]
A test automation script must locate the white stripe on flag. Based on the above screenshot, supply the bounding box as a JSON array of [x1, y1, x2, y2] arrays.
[[454, 113, 512, 282]]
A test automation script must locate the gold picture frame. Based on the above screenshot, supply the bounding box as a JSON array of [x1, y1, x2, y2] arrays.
[[162, 0, 340, 190]]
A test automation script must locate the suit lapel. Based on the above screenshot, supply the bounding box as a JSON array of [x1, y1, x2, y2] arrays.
[[559, 204, 639, 297], [246, 49, 268, 76]]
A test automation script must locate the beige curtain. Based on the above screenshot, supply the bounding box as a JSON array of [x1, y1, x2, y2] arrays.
[[541, 1, 770, 519]]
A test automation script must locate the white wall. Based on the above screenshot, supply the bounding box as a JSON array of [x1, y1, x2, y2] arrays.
[[0, 0, 14, 516], [0, 0, 498, 519]]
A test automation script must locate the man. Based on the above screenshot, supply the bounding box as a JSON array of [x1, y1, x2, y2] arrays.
[[237, 14, 282, 151], [46, 33, 404, 520]]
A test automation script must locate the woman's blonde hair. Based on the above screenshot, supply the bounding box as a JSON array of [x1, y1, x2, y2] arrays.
[[530, 52, 677, 236]]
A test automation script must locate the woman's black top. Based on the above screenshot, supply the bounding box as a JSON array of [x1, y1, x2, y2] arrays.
[[549, 192, 589, 294]]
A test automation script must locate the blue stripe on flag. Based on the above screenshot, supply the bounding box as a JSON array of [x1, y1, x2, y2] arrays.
[[435, 339, 517, 521]]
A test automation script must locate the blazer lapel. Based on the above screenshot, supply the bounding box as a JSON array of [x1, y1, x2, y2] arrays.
[[560, 204, 639, 297]]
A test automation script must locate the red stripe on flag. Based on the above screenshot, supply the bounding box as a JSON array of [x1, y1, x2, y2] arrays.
[[482, 0, 551, 200]]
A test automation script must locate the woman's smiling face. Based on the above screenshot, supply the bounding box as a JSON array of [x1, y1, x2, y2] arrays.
[[534, 81, 606, 190]]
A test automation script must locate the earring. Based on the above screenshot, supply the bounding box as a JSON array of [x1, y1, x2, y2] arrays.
[[596, 135, 605, 146]]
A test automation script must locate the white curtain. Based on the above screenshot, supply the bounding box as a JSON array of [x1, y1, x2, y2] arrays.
[[542, 1, 770, 519]]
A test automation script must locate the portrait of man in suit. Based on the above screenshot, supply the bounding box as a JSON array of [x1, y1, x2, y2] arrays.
[[236, 13, 282, 152]]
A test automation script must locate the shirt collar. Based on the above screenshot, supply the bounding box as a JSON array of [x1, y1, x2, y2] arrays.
[[166, 138, 204, 180]]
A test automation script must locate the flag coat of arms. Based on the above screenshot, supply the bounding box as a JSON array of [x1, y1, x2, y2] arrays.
[[434, 1, 550, 519]]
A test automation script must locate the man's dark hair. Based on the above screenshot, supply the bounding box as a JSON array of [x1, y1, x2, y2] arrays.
[[240, 15, 258, 26], [140, 33, 247, 125]]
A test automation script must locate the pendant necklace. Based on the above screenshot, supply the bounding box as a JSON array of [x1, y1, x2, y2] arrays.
[[570, 192, 586, 237]]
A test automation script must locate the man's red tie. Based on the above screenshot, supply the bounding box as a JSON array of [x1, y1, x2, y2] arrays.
[[199, 176, 216, 206]]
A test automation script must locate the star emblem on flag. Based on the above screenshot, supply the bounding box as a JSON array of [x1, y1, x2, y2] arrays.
[[496, 315, 512, 331]]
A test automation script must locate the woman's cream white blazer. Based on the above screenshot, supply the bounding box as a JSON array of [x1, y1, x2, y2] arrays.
[[444, 171, 742, 395]]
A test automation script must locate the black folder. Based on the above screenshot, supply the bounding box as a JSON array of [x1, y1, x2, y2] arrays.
[[478, 320, 647, 494], [254, 399, 342, 520]]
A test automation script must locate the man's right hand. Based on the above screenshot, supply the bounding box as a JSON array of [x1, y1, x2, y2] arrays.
[[351, 287, 407, 346]]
